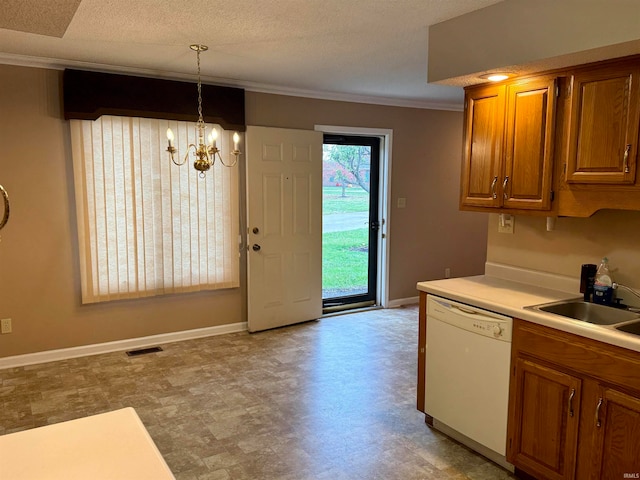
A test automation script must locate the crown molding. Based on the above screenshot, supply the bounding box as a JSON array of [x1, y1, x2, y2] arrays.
[[0, 52, 463, 112]]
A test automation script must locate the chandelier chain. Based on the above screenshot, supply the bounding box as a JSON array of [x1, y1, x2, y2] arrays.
[[196, 48, 204, 125]]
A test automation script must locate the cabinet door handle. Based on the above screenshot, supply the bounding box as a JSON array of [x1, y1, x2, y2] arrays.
[[595, 397, 603, 427], [502, 176, 509, 200], [623, 144, 631, 174], [568, 388, 575, 417], [0, 184, 8, 231], [490, 176, 498, 199]]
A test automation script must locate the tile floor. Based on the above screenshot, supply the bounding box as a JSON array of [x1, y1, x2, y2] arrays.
[[0, 305, 515, 479]]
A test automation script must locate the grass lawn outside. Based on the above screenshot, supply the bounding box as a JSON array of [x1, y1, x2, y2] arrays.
[[322, 228, 368, 293], [322, 186, 368, 214], [322, 186, 370, 296]]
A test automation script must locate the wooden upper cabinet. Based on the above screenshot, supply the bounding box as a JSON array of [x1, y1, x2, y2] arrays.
[[565, 64, 640, 184], [503, 76, 557, 210], [460, 77, 556, 211], [460, 84, 505, 208]]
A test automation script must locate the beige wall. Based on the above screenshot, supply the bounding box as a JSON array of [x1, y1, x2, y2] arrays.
[[0, 64, 488, 358], [245, 92, 488, 300], [487, 211, 640, 289], [0, 65, 243, 358]]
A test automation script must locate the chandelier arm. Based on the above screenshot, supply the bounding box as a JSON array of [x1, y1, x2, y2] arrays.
[[186, 144, 198, 166], [219, 152, 240, 167], [212, 149, 221, 166], [169, 148, 188, 166]]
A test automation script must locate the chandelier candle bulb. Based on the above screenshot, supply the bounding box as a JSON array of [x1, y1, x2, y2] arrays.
[[233, 132, 240, 151], [166, 128, 174, 147], [210, 128, 218, 148]]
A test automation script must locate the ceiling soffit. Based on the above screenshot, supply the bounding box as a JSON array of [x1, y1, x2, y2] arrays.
[[428, 0, 640, 86]]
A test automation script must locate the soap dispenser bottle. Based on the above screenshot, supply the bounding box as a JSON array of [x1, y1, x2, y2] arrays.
[[593, 257, 613, 305]]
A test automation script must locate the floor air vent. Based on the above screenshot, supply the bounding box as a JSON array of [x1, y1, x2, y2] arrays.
[[126, 346, 163, 357]]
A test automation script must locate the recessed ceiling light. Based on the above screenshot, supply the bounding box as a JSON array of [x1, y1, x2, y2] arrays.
[[481, 73, 510, 82]]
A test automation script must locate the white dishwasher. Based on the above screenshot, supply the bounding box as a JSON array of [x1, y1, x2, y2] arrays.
[[425, 294, 514, 471]]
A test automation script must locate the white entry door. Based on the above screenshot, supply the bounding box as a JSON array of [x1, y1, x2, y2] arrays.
[[246, 126, 323, 332]]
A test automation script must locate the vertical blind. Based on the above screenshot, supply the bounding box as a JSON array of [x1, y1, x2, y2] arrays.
[[70, 116, 239, 304]]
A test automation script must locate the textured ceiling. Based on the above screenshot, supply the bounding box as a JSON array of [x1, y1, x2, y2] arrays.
[[0, 0, 505, 110], [0, 0, 82, 37]]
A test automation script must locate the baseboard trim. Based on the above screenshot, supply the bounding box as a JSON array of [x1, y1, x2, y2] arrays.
[[387, 296, 419, 308], [0, 322, 247, 370]]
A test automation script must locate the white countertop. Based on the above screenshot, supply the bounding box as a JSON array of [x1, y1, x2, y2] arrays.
[[417, 274, 640, 353], [0, 407, 175, 480]]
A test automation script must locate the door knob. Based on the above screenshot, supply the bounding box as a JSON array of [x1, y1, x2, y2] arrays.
[[252, 244, 261, 251]]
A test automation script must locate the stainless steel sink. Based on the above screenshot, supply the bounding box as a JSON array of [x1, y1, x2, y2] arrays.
[[616, 320, 640, 336], [531, 300, 640, 325]]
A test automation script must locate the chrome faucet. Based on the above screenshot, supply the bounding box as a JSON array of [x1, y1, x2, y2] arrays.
[[613, 283, 640, 311]]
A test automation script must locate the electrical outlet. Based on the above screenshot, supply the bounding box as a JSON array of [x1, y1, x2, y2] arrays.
[[1, 318, 12, 334], [445, 268, 451, 278], [497, 214, 515, 234], [397, 197, 407, 208]]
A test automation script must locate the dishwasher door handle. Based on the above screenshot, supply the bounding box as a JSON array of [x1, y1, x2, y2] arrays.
[[453, 305, 478, 315], [449, 304, 501, 323]]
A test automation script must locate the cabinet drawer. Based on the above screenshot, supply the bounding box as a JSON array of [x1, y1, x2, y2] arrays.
[[513, 319, 640, 393]]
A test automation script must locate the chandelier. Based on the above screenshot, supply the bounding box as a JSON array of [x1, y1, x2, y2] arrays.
[[166, 44, 241, 177]]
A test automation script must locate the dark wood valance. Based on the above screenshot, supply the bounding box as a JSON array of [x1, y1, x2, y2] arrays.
[[63, 69, 245, 132]]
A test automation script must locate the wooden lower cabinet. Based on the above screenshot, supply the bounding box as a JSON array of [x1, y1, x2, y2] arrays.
[[417, 291, 427, 413], [508, 358, 581, 479], [590, 387, 640, 480], [507, 319, 640, 480]]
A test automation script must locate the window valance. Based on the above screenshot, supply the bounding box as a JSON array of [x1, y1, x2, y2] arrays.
[[63, 69, 245, 132]]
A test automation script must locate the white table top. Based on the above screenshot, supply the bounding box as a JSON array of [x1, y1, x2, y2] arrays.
[[0, 407, 175, 480]]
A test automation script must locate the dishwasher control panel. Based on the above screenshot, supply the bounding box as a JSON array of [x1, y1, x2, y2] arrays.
[[470, 320, 506, 339], [427, 295, 513, 342]]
